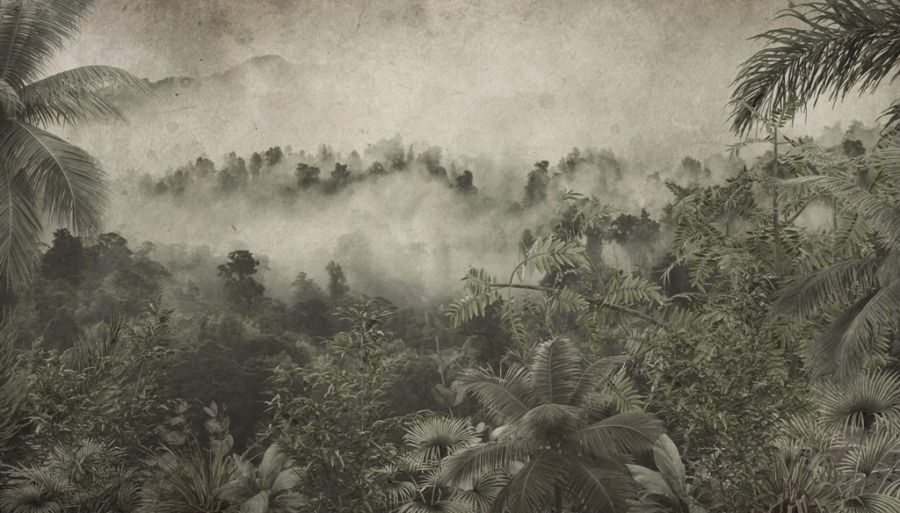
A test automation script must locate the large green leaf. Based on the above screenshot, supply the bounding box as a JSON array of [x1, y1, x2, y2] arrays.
[[652, 435, 686, 497]]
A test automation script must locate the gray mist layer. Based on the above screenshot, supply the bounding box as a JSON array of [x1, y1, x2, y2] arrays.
[[45, 0, 900, 304]]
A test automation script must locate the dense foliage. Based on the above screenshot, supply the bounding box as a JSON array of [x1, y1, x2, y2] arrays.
[[2, 1, 900, 513]]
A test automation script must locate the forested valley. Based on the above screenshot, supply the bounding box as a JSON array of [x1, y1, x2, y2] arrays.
[[2, 1, 900, 513]]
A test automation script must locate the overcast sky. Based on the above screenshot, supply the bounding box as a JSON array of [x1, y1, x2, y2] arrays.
[[50, 0, 899, 169]]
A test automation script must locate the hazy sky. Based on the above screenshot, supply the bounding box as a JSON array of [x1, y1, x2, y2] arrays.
[[50, 0, 899, 169]]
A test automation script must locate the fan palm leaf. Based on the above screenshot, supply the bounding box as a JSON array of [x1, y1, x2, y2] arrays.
[[404, 416, 481, 462], [818, 370, 900, 432], [452, 473, 508, 513]]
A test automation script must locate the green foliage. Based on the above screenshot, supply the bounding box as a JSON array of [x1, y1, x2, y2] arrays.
[[218, 250, 265, 309], [754, 372, 900, 513], [266, 301, 409, 512], [730, 0, 900, 134], [0, 439, 141, 513], [0, 0, 149, 290], [214, 444, 306, 513], [139, 402, 237, 513], [0, 325, 28, 458], [22, 310, 172, 453], [627, 435, 708, 513], [447, 195, 666, 345], [374, 416, 496, 513], [637, 279, 809, 512], [443, 338, 665, 513]]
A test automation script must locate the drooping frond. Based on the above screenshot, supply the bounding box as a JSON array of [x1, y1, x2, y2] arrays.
[[0, 119, 106, 232], [446, 268, 501, 328], [565, 412, 663, 460], [0, 163, 40, 289], [454, 365, 535, 424], [508, 403, 585, 442], [566, 457, 633, 513], [772, 256, 880, 320], [811, 282, 900, 378], [730, 0, 900, 135], [489, 450, 569, 513], [571, 355, 627, 408], [19, 65, 149, 127], [0, 0, 94, 90], [441, 440, 539, 489], [0, 77, 22, 116]]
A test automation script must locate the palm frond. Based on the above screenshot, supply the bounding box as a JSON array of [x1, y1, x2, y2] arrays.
[[508, 403, 584, 442], [784, 174, 900, 247], [0, 77, 22, 116], [838, 428, 900, 477], [730, 0, 900, 135], [772, 256, 880, 320], [404, 416, 480, 462], [571, 355, 627, 407], [812, 281, 900, 379], [566, 457, 633, 513], [441, 440, 539, 489], [530, 338, 584, 405], [454, 365, 535, 424], [0, 0, 93, 89], [489, 450, 568, 513], [19, 65, 149, 127], [452, 472, 507, 513], [844, 493, 900, 513], [0, 163, 40, 290], [565, 412, 663, 460], [0, 119, 106, 232], [598, 367, 647, 413]]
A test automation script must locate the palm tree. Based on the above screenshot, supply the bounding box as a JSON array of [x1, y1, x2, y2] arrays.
[[730, 0, 900, 136], [730, 0, 900, 379], [441, 338, 664, 513], [0, 0, 149, 291]]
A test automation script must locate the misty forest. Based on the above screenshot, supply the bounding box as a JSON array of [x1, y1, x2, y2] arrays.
[[3, 0, 900, 512]]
